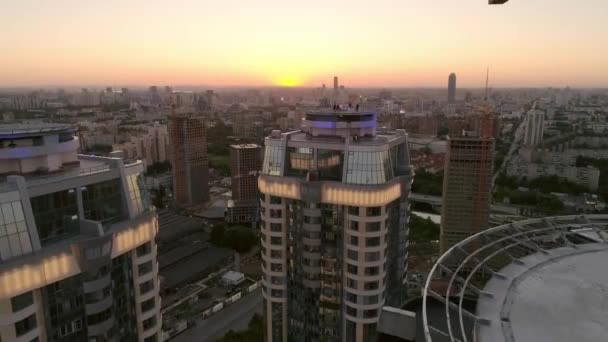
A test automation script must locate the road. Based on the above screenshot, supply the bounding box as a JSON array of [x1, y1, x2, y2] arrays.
[[171, 288, 263, 342]]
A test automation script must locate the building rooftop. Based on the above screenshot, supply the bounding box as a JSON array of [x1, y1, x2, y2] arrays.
[[230, 143, 260, 149], [423, 214, 608, 342], [0, 123, 76, 138]]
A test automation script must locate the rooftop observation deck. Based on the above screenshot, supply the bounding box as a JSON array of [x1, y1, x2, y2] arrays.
[[422, 214, 608, 342]]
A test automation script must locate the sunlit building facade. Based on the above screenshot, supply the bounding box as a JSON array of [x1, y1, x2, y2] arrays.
[[0, 124, 162, 342], [259, 112, 413, 342]]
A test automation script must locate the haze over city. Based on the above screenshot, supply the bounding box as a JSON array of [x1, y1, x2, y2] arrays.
[[2, 0, 608, 88]]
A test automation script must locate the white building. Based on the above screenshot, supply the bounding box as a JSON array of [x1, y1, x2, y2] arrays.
[[523, 109, 545, 146], [506, 154, 600, 191], [0, 124, 162, 342]]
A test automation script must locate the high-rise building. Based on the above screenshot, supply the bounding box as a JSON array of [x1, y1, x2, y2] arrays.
[[440, 116, 494, 253], [259, 111, 413, 342], [226, 144, 262, 224], [230, 144, 262, 201], [448, 73, 457, 103], [0, 124, 162, 342], [523, 109, 545, 146], [333, 76, 339, 90], [168, 114, 209, 207]]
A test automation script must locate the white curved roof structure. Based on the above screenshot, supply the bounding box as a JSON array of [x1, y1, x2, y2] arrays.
[[422, 215, 608, 342]]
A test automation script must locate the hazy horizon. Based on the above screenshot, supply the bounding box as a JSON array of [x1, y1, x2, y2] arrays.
[[2, 0, 608, 88]]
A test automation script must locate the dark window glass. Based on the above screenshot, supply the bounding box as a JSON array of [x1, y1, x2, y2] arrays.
[[11, 291, 33, 312], [139, 280, 155, 295], [142, 316, 157, 330], [348, 206, 359, 215], [82, 179, 124, 224], [30, 189, 79, 246], [366, 237, 381, 247], [366, 222, 381, 232], [136, 242, 152, 257], [138, 261, 153, 276], [15, 313, 37, 336], [366, 207, 382, 216], [141, 298, 155, 312]]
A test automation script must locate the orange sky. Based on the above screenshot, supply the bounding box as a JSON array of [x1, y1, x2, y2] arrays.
[[2, 0, 607, 87]]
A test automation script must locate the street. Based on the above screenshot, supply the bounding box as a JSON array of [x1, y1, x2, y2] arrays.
[[170, 288, 264, 342]]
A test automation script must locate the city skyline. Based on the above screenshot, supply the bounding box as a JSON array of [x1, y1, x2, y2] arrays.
[[2, 0, 608, 88]]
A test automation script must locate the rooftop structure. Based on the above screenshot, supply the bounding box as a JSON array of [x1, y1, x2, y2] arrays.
[[0, 124, 79, 175], [423, 214, 608, 342]]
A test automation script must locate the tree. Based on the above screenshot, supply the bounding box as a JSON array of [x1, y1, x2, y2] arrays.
[[214, 313, 264, 342], [412, 169, 443, 196], [151, 185, 167, 209], [209, 224, 257, 253], [409, 215, 440, 242]]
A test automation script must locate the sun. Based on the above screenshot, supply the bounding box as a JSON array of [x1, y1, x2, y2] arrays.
[[275, 75, 301, 87]]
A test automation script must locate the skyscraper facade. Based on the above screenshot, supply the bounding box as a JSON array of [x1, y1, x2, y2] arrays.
[[0, 124, 162, 342], [227, 144, 262, 224], [440, 115, 494, 253], [448, 73, 457, 103], [259, 111, 413, 342], [168, 114, 209, 207], [523, 109, 545, 146]]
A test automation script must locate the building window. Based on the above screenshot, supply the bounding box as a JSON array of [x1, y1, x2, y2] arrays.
[[142, 316, 157, 331], [348, 206, 359, 215], [366, 222, 381, 232], [139, 280, 155, 295], [365, 266, 379, 276], [270, 237, 282, 246], [141, 298, 155, 313], [269, 196, 282, 204], [11, 291, 33, 312], [127, 173, 150, 216], [29, 189, 79, 247], [346, 249, 358, 261], [350, 221, 359, 231], [271, 263, 283, 272], [0, 200, 33, 260], [136, 242, 152, 257], [366, 207, 382, 216], [270, 250, 282, 258], [349, 236, 359, 246], [262, 145, 284, 176], [346, 292, 358, 304], [346, 305, 357, 317], [346, 278, 357, 289], [366, 237, 380, 247], [364, 309, 378, 318], [347, 264, 358, 275], [138, 261, 153, 276], [365, 251, 381, 262], [270, 223, 282, 232], [363, 295, 379, 305], [364, 281, 379, 290], [345, 150, 393, 184], [270, 209, 282, 218], [144, 334, 158, 342], [81, 179, 124, 224], [15, 313, 37, 337]]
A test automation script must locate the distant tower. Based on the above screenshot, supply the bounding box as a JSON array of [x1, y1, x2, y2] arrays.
[[333, 76, 338, 90], [448, 73, 457, 103]]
